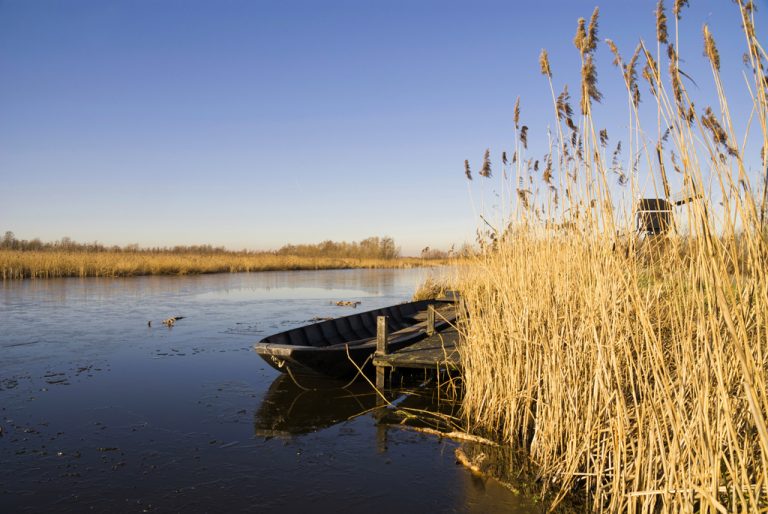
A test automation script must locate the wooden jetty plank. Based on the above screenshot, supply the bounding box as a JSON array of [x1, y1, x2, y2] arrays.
[[373, 326, 461, 371]]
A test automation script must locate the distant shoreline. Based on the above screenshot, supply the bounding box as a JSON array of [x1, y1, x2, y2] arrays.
[[0, 249, 449, 280]]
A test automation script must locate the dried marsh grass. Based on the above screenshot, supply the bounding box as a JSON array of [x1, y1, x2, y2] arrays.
[[0, 251, 441, 279], [457, 2, 768, 511]]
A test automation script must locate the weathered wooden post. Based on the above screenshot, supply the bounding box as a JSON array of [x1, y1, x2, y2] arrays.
[[426, 305, 435, 336], [457, 297, 466, 344], [375, 316, 389, 389]]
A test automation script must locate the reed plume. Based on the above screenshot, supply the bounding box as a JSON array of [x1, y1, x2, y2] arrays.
[[605, 38, 621, 67], [573, 18, 587, 54], [580, 55, 602, 114], [671, 150, 682, 173], [673, 0, 689, 20], [539, 49, 551, 77], [464, 159, 472, 180], [741, 2, 757, 41], [624, 44, 642, 107], [642, 52, 659, 97], [513, 97, 520, 129], [668, 44, 684, 107], [543, 161, 553, 184], [703, 24, 720, 71], [556, 85, 575, 127], [479, 149, 492, 178], [656, 0, 668, 44], [610, 141, 622, 172], [516, 188, 530, 209], [586, 7, 599, 54], [685, 102, 695, 124], [599, 128, 608, 147], [702, 106, 736, 155]]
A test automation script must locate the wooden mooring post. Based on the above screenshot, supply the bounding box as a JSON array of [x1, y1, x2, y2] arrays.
[[375, 316, 389, 389], [426, 305, 435, 336]]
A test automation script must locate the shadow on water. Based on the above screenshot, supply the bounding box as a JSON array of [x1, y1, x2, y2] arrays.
[[251, 371, 548, 513], [253, 367, 466, 440], [253, 374, 378, 438]]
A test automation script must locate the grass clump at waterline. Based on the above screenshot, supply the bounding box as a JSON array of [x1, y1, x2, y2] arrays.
[[412, 276, 455, 301], [453, 2, 768, 512]]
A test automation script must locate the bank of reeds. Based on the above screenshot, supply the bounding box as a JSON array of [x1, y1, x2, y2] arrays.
[[456, 2, 768, 511], [0, 250, 443, 279]]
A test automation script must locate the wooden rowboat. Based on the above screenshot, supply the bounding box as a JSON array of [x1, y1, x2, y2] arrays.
[[253, 299, 455, 378]]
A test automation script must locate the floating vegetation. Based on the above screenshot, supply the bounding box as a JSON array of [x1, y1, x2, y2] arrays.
[[334, 301, 361, 308]]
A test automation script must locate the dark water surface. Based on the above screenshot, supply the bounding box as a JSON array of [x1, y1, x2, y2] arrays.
[[1, 269, 532, 513]]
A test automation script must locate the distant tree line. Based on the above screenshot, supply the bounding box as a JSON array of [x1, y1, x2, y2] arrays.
[[276, 236, 400, 260], [0, 231, 229, 254], [0, 231, 406, 259]]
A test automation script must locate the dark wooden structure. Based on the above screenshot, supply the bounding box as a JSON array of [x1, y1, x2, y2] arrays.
[[636, 186, 701, 236], [253, 300, 455, 378], [636, 198, 673, 235], [373, 305, 461, 388]]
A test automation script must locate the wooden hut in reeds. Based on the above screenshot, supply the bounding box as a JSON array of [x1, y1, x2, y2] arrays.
[[636, 198, 673, 235], [636, 185, 701, 236]]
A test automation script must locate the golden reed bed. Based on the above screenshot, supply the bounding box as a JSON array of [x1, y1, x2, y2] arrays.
[[453, 2, 768, 512], [0, 250, 444, 279]]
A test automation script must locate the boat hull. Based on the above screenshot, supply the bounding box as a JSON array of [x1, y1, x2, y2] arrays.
[[254, 299, 454, 378]]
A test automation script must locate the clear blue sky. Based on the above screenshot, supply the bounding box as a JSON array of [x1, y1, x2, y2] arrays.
[[1, 0, 764, 255]]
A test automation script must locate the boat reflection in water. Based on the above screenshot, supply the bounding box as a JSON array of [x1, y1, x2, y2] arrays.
[[254, 370, 461, 439], [253, 374, 379, 438], [252, 374, 538, 512]]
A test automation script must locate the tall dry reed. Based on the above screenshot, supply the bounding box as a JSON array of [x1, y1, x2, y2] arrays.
[[457, 2, 768, 511]]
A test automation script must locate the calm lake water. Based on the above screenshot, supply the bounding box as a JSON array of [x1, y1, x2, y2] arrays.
[[0, 269, 533, 513]]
